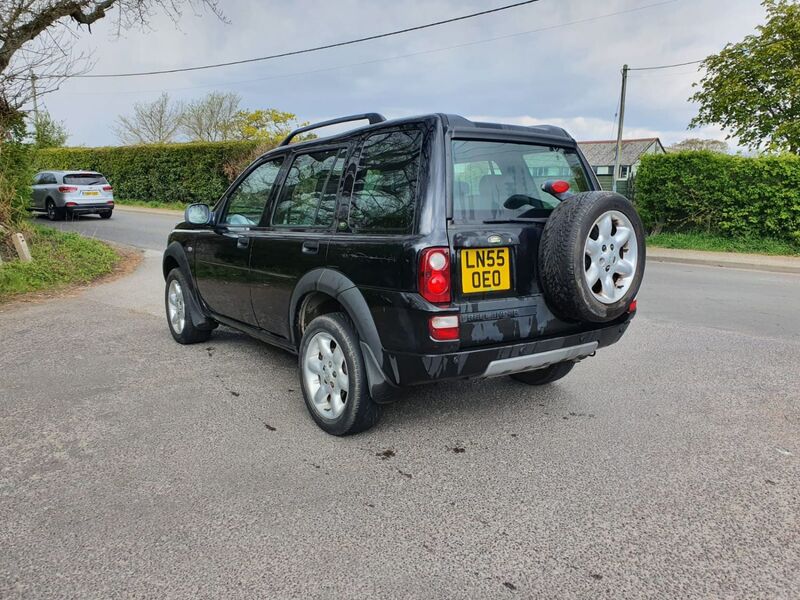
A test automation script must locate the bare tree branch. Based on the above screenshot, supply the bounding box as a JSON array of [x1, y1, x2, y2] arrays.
[[0, 0, 223, 113], [114, 92, 183, 144]]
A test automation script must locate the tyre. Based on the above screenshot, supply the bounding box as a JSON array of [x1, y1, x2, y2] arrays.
[[46, 199, 64, 221], [165, 268, 213, 344], [99, 210, 113, 219], [299, 312, 381, 435], [510, 361, 575, 385], [539, 191, 645, 323]]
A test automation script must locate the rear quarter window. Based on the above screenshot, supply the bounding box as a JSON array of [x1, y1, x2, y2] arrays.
[[347, 128, 424, 234]]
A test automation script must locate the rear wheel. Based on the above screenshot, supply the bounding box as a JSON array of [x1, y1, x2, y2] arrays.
[[299, 312, 381, 435], [165, 268, 212, 344], [99, 210, 112, 219], [510, 361, 575, 385], [46, 199, 64, 221]]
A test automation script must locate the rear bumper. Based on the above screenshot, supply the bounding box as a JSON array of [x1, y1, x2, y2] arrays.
[[380, 317, 632, 387], [66, 203, 113, 214]]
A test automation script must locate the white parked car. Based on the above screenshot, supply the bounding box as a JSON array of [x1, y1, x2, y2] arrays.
[[31, 170, 115, 220]]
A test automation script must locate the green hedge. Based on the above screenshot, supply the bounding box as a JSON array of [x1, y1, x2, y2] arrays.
[[32, 141, 258, 206], [0, 139, 33, 226], [635, 151, 800, 243]]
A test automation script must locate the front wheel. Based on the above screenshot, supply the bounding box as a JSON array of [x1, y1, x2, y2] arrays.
[[510, 361, 575, 385], [299, 313, 381, 435], [165, 268, 212, 344]]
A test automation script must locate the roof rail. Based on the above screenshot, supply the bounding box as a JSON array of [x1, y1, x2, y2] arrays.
[[279, 113, 387, 146]]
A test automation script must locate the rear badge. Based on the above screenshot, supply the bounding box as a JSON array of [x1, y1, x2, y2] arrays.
[[487, 234, 503, 245]]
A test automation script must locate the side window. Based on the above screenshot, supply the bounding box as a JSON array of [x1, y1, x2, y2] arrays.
[[349, 128, 423, 233], [222, 158, 284, 226], [32, 173, 42, 185], [271, 147, 347, 228]]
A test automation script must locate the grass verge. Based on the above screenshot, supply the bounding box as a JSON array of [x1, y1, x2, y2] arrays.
[[647, 231, 800, 256], [114, 198, 188, 211], [0, 225, 121, 303]]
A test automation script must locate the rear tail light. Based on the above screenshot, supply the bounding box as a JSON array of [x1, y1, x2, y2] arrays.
[[419, 247, 451, 304], [65, 202, 77, 207], [58, 186, 78, 193], [107, 200, 115, 205], [429, 315, 459, 341], [102, 185, 113, 191], [628, 298, 638, 313]]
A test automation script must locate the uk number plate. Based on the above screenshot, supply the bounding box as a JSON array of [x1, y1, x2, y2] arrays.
[[460, 247, 511, 294], [83, 191, 100, 196]]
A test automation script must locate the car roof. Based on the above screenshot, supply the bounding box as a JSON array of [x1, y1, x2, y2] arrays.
[[278, 113, 575, 154]]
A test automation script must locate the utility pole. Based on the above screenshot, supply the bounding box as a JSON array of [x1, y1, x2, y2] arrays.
[[30, 69, 40, 141], [612, 64, 628, 193]]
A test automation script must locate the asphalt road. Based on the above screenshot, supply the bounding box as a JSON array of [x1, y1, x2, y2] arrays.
[[2, 212, 799, 598], [32, 207, 179, 251]]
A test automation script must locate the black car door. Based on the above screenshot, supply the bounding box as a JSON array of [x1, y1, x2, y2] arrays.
[[193, 156, 285, 326], [249, 144, 351, 338]]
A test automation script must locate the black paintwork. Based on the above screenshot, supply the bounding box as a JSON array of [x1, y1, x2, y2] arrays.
[[164, 113, 633, 396]]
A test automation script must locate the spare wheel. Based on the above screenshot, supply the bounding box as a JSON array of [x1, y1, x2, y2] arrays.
[[538, 191, 645, 323]]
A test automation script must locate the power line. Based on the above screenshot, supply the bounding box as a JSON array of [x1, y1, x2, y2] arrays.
[[628, 37, 790, 72], [628, 59, 703, 71], [72, 0, 542, 78], [60, 0, 680, 94]]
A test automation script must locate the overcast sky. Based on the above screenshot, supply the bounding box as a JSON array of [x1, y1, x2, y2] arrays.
[[40, 0, 766, 147]]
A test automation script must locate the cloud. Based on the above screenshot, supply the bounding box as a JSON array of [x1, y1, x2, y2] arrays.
[[37, 0, 766, 147], [468, 114, 737, 147]]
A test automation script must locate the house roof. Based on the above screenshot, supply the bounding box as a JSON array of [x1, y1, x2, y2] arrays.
[[577, 138, 664, 166]]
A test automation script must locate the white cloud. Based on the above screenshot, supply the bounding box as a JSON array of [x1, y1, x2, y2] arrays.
[[33, 0, 767, 147], [468, 114, 737, 148]]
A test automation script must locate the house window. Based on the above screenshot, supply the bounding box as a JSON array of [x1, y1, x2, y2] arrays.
[[617, 165, 630, 179], [595, 166, 613, 176]]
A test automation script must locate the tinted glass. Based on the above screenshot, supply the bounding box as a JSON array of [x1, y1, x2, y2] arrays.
[[63, 173, 108, 185], [223, 158, 284, 226], [452, 140, 590, 222], [272, 148, 347, 228], [348, 129, 423, 233]]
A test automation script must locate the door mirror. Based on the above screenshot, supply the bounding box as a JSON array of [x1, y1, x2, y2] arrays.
[[185, 203, 212, 226]]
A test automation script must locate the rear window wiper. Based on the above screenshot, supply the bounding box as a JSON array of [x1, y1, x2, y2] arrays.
[[482, 217, 548, 224]]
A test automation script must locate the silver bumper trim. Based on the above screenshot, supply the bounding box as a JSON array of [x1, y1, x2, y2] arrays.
[[482, 341, 599, 378]]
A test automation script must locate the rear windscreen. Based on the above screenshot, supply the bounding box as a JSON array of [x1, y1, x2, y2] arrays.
[[452, 140, 590, 222], [63, 173, 108, 185]]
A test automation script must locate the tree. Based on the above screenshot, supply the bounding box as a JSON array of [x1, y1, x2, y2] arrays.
[[31, 108, 68, 147], [667, 138, 729, 153], [0, 1, 222, 111], [181, 91, 241, 142], [231, 108, 307, 145], [114, 92, 182, 144], [690, 0, 800, 153]]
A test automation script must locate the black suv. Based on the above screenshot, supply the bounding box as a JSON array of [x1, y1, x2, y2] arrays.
[[163, 113, 645, 435]]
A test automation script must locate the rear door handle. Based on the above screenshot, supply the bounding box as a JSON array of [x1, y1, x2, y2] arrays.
[[237, 236, 250, 249], [302, 240, 319, 254]]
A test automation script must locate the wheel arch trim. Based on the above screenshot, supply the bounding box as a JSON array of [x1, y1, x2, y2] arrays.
[[163, 242, 214, 330], [289, 268, 394, 402]]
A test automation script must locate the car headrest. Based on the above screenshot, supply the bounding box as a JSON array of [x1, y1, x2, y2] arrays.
[[479, 174, 515, 202]]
